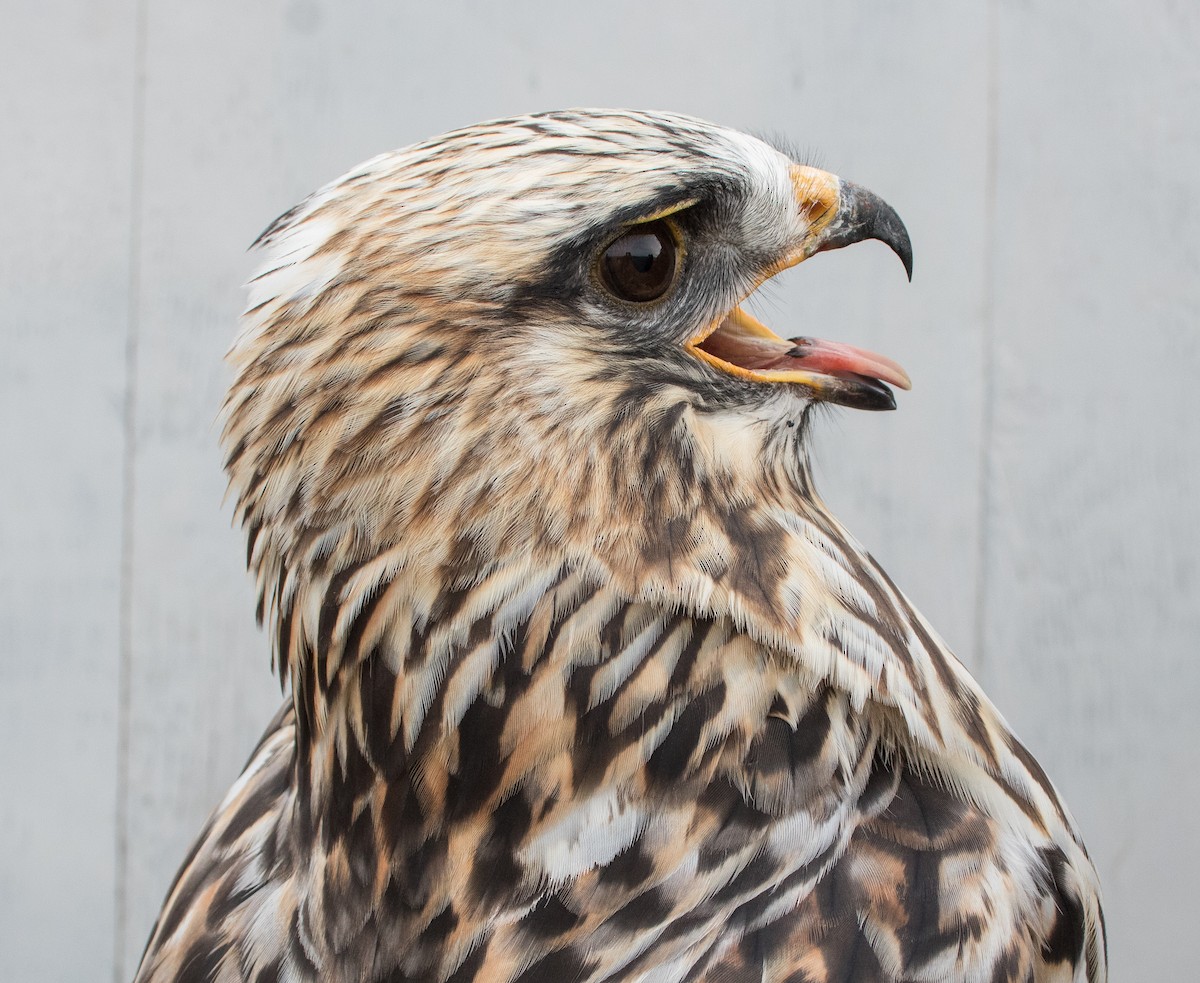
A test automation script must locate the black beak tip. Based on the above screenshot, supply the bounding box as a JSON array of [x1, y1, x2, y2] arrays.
[[870, 382, 898, 412], [872, 197, 913, 282], [825, 376, 897, 412], [827, 180, 914, 282]]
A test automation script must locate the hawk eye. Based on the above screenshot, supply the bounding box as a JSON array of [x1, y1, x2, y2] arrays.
[[599, 220, 678, 303]]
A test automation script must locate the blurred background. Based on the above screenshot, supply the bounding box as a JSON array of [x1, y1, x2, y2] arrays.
[[2, 1, 1197, 979]]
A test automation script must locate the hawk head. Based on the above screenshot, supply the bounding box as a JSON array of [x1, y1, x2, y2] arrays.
[[224, 109, 912, 683]]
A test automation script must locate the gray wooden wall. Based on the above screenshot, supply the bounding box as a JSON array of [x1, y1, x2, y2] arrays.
[[2, 1, 1196, 979]]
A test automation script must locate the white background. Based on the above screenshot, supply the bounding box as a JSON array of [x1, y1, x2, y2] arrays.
[[2, 2, 1196, 979]]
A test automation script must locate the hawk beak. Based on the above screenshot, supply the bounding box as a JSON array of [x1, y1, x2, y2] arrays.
[[685, 166, 913, 411], [793, 167, 913, 281]]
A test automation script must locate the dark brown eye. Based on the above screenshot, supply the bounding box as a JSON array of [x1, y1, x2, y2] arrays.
[[599, 220, 678, 302]]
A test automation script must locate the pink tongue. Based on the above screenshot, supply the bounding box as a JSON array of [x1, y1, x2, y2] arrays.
[[771, 336, 912, 390]]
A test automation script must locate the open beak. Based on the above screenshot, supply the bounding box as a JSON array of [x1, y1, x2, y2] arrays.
[[685, 166, 913, 411]]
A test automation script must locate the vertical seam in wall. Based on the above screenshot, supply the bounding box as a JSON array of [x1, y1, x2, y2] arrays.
[[115, 1, 148, 979], [972, 0, 1000, 682]]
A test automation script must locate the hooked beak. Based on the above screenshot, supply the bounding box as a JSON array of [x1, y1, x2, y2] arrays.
[[686, 165, 913, 411]]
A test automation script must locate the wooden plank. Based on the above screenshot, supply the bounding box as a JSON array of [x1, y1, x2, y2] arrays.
[[768, 3, 992, 656], [0, 1, 137, 979], [117, 2, 286, 969], [987, 4, 1200, 978]]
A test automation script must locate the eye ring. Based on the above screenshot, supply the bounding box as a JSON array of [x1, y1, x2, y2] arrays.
[[597, 219, 680, 303]]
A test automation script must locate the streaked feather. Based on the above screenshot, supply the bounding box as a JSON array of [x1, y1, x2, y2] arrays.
[[134, 110, 1105, 983]]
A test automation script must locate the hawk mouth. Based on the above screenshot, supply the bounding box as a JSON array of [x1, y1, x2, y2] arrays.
[[685, 306, 912, 412], [680, 164, 913, 410]]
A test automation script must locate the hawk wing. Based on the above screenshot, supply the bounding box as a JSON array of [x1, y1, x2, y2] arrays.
[[135, 590, 1101, 983], [134, 701, 296, 983], [700, 761, 1101, 983]]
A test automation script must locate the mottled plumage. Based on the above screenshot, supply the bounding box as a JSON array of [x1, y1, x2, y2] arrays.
[[134, 110, 1106, 983]]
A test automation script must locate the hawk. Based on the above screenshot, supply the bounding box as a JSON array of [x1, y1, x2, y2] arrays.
[[134, 110, 1106, 983]]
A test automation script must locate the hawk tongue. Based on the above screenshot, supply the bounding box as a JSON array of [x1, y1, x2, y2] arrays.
[[779, 336, 912, 390]]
